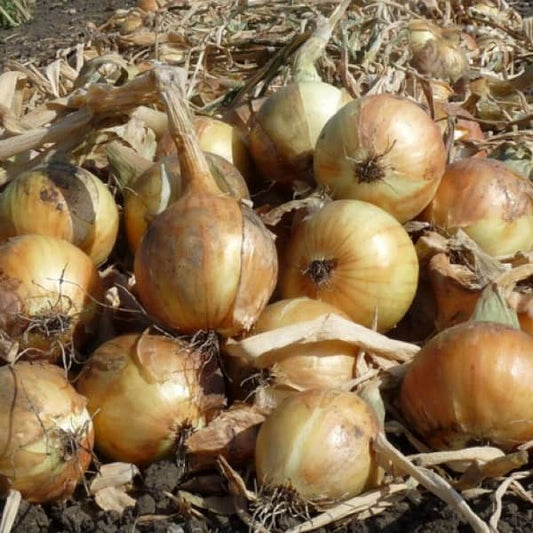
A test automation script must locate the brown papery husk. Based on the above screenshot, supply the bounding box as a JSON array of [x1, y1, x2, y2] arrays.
[[133, 67, 278, 337]]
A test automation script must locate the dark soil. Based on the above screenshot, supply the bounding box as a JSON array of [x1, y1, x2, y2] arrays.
[[1, 1, 533, 532]]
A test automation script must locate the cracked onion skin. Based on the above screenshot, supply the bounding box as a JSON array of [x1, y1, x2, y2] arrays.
[[313, 94, 446, 223], [400, 321, 533, 451], [421, 158, 533, 256], [0, 362, 94, 503]]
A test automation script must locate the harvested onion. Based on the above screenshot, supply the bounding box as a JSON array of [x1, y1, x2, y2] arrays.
[[314, 94, 446, 223], [279, 200, 419, 332], [421, 158, 533, 256], [76, 332, 225, 466], [0, 162, 119, 265], [0, 362, 94, 503], [400, 321, 533, 451], [0, 234, 103, 361], [255, 389, 380, 503]]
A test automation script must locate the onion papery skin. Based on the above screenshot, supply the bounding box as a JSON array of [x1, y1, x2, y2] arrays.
[[0, 234, 103, 361], [279, 200, 419, 332], [157, 116, 254, 184], [249, 81, 352, 186], [421, 158, 533, 256], [313, 94, 446, 223], [134, 194, 278, 337], [0, 162, 119, 265], [400, 321, 533, 451], [124, 153, 250, 253], [255, 389, 380, 504], [76, 333, 225, 466], [251, 298, 357, 389], [0, 362, 94, 503]]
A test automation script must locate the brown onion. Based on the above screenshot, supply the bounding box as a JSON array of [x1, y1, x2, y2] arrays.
[[279, 200, 419, 332], [421, 158, 533, 256], [314, 94, 446, 223], [400, 321, 533, 451], [0, 362, 94, 503], [0, 234, 103, 361], [255, 389, 380, 504], [76, 332, 225, 466], [0, 162, 119, 265]]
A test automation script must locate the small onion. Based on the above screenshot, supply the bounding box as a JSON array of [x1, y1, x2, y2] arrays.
[[400, 321, 533, 451], [249, 81, 352, 186], [255, 389, 380, 504], [421, 158, 533, 256], [279, 200, 419, 332], [314, 94, 446, 223], [0, 162, 119, 265], [124, 153, 250, 253], [0, 362, 94, 503], [76, 333, 225, 466], [0, 234, 103, 361]]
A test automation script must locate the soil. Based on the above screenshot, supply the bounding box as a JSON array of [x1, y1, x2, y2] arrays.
[[1, 1, 533, 532]]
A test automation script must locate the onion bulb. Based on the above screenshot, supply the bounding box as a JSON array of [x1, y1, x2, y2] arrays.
[[249, 82, 351, 186], [400, 321, 533, 451], [279, 200, 419, 332], [0, 362, 94, 503], [157, 116, 254, 183], [421, 158, 533, 256], [255, 389, 380, 503], [134, 68, 278, 337], [0, 234, 103, 361], [0, 162, 119, 265], [314, 94, 446, 223], [124, 153, 250, 253], [76, 332, 225, 466]]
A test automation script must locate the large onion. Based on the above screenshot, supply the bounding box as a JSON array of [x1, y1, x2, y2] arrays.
[[313, 94, 446, 223], [279, 200, 419, 332], [255, 389, 380, 504], [400, 321, 533, 451], [76, 332, 225, 466], [421, 158, 533, 256], [0, 362, 94, 503], [0, 162, 119, 265], [0, 234, 103, 361]]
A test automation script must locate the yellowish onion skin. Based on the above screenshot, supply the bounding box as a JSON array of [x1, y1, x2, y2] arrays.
[[0, 162, 119, 265], [421, 158, 533, 256], [400, 322, 533, 451], [314, 94, 446, 223], [249, 82, 352, 186], [0, 362, 94, 503], [124, 153, 250, 253], [255, 389, 380, 504], [76, 333, 225, 466], [279, 200, 419, 332], [0, 234, 103, 361]]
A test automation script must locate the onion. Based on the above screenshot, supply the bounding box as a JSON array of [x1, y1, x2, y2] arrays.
[[134, 68, 278, 337], [0, 162, 119, 265], [157, 116, 254, 184], [249, 81, 351, 187], [0, 362, 94, 503], [313, 94, 446, 223], [0, 234, 103, 361], [279, 200, 419, 332], [421, 158, 533, 256], [76, 332, 225, 466], [255, 389, 380, 504], [124, 153, 250, 253], [400, 321, 533, 451]]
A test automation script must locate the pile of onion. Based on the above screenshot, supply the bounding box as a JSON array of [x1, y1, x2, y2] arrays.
[[76, 332, 225, 466], [313, 93, 446, 223], [0, 362, 94, 503], [0, 162, 119, 265]]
